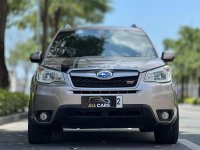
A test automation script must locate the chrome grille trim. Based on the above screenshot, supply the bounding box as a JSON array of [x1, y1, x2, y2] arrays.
[[70, 70, 139, 79]]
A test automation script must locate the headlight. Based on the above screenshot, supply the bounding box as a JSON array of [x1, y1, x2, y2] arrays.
[[36, 66, 65, 83], [144, 66, 172, 83]]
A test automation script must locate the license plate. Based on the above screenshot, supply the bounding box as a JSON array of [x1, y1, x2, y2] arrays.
[[81, 96, 123, 108]]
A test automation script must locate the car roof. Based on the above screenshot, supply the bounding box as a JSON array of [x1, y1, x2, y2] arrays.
[[59, 26, 146, 35]]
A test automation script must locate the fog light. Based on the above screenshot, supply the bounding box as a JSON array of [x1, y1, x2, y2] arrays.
[[40, 112, 48, 121], [161, 111, 169, 120]]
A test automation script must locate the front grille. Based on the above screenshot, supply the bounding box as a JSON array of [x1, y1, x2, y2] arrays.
[[70, 76, 139, 88], [73, 90, 137, 94]]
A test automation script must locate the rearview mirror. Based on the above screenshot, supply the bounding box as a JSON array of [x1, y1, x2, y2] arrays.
[[30, 51, 42, 63], [161, 51, 175, 62]]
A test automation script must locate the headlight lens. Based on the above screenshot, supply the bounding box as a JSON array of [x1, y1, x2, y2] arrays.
[[36, 66, 65, 83], [144, 66, 172, 83]]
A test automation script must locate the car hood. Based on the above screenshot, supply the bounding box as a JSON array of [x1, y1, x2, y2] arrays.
[[42, 56, 165, 72]]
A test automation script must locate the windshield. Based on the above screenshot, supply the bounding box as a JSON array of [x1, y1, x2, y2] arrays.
[[46, 29, 157, 58]]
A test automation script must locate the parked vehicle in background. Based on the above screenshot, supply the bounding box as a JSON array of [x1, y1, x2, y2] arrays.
[[29, 25, 178, 144]]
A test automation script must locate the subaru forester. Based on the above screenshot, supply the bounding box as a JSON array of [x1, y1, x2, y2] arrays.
[[29, 25, 178, 144]]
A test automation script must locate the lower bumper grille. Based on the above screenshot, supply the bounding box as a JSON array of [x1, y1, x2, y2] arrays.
[[53, 105, 157, 128], [65, 108, 142, 117]]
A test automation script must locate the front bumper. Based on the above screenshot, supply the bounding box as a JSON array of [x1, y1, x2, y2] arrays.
[[31, 104, 178, 131], [30, 77, 178, 128]]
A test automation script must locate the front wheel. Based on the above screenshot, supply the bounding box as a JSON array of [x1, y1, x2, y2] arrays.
[[154, 116, 179, 144], [28, 112, 52, 144]]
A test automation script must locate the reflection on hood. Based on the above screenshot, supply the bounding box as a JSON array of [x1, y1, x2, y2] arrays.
[[41, 56, 165, 72]]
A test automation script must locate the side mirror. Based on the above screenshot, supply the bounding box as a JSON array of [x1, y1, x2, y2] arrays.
[[30, 51, 42, 63], [161, 51, 175, 62]]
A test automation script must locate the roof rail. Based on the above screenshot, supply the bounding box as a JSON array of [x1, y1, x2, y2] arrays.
[[64, 24, 71, 29], [131, 24, 137, 28]]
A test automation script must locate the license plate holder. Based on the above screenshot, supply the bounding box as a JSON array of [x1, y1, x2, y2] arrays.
[[81, 96, 123, 108]]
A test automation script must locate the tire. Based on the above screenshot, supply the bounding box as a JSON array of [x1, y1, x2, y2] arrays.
[[28, 111, 52, 144], [154, 116, 179, 144]]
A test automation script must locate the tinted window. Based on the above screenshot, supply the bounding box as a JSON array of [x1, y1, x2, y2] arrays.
[[47, 29, 157, 58]]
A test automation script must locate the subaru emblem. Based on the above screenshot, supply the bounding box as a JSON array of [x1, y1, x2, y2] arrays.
[[97, 71, 113, 80]]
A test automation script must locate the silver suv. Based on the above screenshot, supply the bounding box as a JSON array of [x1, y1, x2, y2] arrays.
[[29, 26, 178, 144]]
